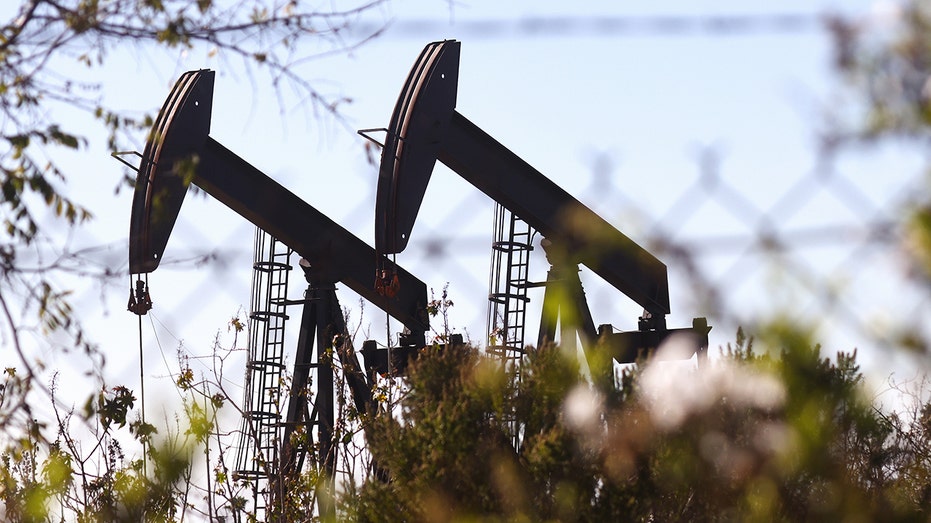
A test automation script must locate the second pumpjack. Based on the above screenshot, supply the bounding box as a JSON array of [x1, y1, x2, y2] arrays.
[[372, 40, 710, 367]]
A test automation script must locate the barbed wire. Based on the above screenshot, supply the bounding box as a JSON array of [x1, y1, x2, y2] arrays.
[[356, 13, 829, 40]]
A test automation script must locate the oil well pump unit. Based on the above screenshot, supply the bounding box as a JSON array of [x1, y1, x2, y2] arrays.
[[124, 39, 709, 519], [126, 69, 430, 517], [372, 40, 709, 375]]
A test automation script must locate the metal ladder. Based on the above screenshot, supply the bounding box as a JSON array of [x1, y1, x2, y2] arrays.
[[234, 228, 293, 518], [487, 203, 534, 356], [486, 203, 534, 448]]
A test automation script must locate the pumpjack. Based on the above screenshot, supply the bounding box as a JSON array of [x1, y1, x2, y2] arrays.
[[372, 40, 710, 375], [126, 70, 429, 517]]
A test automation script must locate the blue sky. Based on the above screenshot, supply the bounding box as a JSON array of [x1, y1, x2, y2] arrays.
[[15, 0, 927, 416]]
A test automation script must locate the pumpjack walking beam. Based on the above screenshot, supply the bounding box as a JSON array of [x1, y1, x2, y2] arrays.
[[129, 70, 429, 340]]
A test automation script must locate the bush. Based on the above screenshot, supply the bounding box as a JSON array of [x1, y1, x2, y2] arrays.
[[344, 331, 931, 522]]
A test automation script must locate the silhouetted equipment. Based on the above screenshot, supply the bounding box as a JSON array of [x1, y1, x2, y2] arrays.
[[361, 333, 464, 377], [374, 40, 709, 364], [125, 40, 715, 518], [126, 277, 152, 315], [127, 69, 429, 518]]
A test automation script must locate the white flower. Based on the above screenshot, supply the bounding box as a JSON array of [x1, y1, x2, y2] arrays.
[[563, 384, 604, 433], [640, 334, 785, 431]]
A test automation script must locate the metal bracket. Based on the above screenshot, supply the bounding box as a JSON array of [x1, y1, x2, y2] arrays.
[[127, 277, 152, 315], [357, 128, 392, 149], [111, 150, 142, 172], [638, 310, 666, 332]]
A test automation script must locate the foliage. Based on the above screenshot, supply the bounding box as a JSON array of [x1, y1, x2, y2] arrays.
[[343, 330, 931, 522], [0, 334, 282, 522], [426, 284, 456, 344], [830, 1, 931, 139], [1, 382, 200, 521], [829, 1, 931, 299]]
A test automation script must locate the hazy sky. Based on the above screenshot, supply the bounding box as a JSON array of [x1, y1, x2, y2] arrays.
[[17, 0, 924, 420]]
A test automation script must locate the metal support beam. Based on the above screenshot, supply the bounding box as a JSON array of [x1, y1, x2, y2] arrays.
[[277, 282, 335, 520], [536, 264, 598, 352], [439, 112, 670, 315], [195, 137, 429, 336]]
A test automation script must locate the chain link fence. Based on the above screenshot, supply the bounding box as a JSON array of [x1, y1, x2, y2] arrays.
[[91, 134, 926, 383]]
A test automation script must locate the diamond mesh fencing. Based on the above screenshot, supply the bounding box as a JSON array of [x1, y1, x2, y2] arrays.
[[86, 128, 922, 512], [102, 135, 926, 378]]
